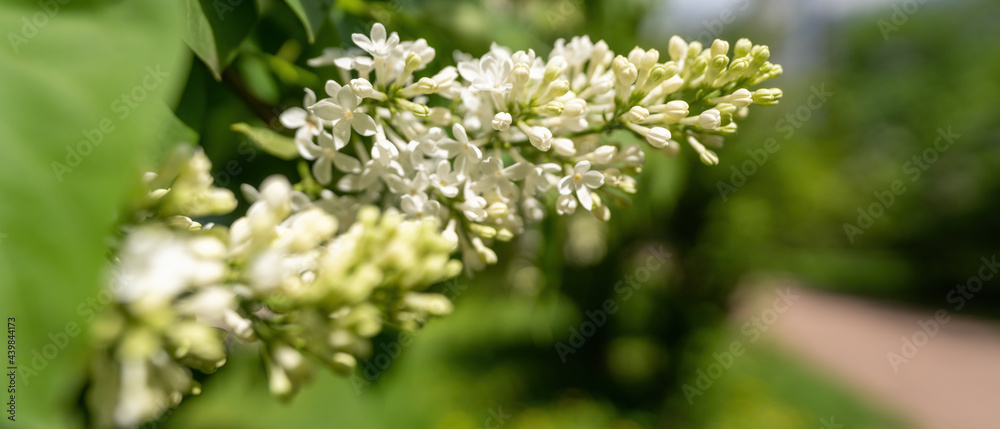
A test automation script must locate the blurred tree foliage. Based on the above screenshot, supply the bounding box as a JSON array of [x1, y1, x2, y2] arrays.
[[695, 0, 1000, 314]]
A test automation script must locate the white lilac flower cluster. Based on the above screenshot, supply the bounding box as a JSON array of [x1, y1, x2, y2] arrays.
[[292, 23, 782, 271], [88, 147, 461, 428], [88, 23, 783, 428]]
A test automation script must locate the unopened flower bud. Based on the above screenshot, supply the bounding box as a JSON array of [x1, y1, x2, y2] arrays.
[[415, 77, 438, 94], [350, 78, 374, 98], [562, 99, 587, 117], [699, 109, 722, 129], [734, 38, 753, 58], [687, 135, 719, 165], [511, 64, 530, 86], [668, 36, 687, 62], [398, 99, 431, 117], [645, 127, 671, 148], [753, 88, 783, 106], [492, 112, 512, 131], [624, 106, 649, 123], [615, 61, 638, 86], [552, 137, 576, 157], [405, 52, 422, 72], [541, 80, 570, 101], [592, 145, 617, 164], [661, 75, 684, 94], [536, 101, 563, 116], [651, 100, 689, 119], [710, 39, 730, 58], [640, 49, 659, 70]]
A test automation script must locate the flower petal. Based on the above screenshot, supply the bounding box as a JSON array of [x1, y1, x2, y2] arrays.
[[558, 176, 574, 195], [279, 108, 307, 128], [352, 34, 374, 53], [296, 138, 323, 160], [311, 102, 347, 121], [325, 80, 342, 98], [370, 23, 386, 45], [332, 153, 362, 174], [303, 88, 316, 106], [312, 158, 333, 185], [452, 123, 469, 144], [352, 114, 378, 136], [336, 86, 358, 110], [457, 62, 481, 83], [576, 186, 593, 211], [582, 170, 605, 188], [440, 185, 459, 198]]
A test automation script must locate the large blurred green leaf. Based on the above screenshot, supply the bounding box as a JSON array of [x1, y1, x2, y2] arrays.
[[181, 0, 258, 80], [0, 2, 188, 428], [231, 122, 300, 160], [282, 0, 326, 43]]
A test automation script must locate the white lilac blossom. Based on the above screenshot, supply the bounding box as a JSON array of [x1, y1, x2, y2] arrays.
[[89, 24, 782, 427], [288, 26, 780, 270]]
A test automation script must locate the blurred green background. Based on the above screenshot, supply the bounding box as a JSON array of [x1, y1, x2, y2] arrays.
[[2, 0, 998, 428]]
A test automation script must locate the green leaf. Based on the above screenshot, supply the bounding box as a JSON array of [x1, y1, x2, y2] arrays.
[[0, 2, 187, 428], [282, 0, 327, 43], [231, 122, 300, 160], [181, 0, 258, 80]]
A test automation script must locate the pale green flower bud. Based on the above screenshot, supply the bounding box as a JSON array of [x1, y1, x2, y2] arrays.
[[627, 47, 644, 65], [689, 56, 708, 78], [540, 80, 570, 103], [753, 88, 783, 106], [535, 101, 564, 116], [735, 38, 753, 58], [710, 39, 729, 58], [687, 135, 719, 165], [687, 41, 703, 58], [397, 99, 431, 117], [415, 77, 437, 94], [330, 352, 356, 375], [668, 36, 687, 62], [404, 51, 422, 72], [640, 49, 660, 71]]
